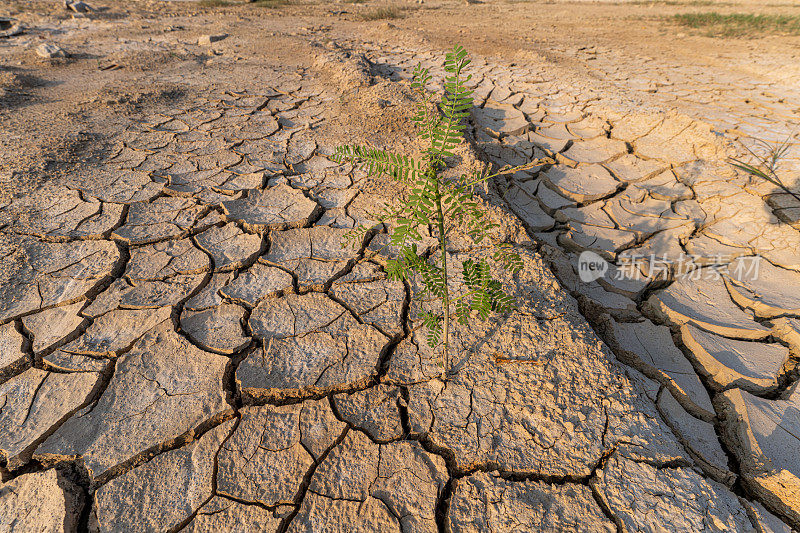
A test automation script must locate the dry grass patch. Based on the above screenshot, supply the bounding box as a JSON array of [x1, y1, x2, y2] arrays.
[[197, 0, 231, 7], [672, 12, 800, 37], [251, 0, 292, 7], [629, 0, 725, 5], [359, 5, 412, 20]]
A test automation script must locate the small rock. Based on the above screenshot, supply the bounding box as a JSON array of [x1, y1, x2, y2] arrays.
[[0, 19, 24, 39], [198, 34, 228, 46], [64, 0, 94, 12], [36, 43, 67, 59]]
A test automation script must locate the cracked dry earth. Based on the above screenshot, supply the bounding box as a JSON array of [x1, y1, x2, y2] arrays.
[[2, 3, 800, 533]]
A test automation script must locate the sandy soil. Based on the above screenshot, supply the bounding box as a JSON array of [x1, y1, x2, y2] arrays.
[[1, 0, 798, 199]]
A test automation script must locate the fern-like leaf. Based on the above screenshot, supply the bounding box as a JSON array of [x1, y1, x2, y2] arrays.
[[341, 224, 371, 250], [419, 263, 447, 300], [385, 258, 408, 281], [454, 298, 470, 325], [487, 281, 516, 314], [464, 259, 517, 318], [430, 45, 473, 158], [420, 310, 443, 348], [402, 245, 447, 300], [411, 64, 439, 143], [332, 145, 422, 184], [467, 259, 490, 319], [493, 244, 524, 273], [462, 259, 482, 290]]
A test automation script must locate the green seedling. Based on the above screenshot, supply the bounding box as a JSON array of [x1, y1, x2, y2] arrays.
[[333, 45, 541, 377]]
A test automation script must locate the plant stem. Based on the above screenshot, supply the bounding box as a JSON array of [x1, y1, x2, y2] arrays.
[[433, 168, 450, 378], [458, 158, 552, 190], [776, 182, 800, 204]]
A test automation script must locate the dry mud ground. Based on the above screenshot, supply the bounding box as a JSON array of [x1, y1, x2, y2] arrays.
[[1, 0, 800, 531]]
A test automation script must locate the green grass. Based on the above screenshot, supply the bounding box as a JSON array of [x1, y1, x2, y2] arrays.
[[672, 12, 800, 37], [359, 5, 406, 20], [198, 0, 231, 6]]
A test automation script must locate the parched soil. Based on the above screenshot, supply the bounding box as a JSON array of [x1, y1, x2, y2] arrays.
[[1, 0, 799, 531]]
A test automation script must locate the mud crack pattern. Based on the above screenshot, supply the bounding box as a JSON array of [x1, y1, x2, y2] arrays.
[[1, 41, 799, 533]]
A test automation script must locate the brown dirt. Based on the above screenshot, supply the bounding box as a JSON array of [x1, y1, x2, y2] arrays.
[[0, 0, 797, 198]]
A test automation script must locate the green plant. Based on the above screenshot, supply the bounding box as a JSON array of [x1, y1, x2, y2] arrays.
[[333, 46, 538, 377], [731, 137, 800, 204]]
